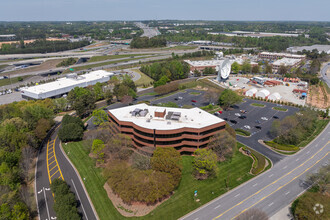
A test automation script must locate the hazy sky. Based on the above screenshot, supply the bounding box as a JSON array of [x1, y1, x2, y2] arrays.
[[1, 0, 329, 21]]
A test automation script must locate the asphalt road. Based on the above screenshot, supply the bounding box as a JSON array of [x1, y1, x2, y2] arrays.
[[35, 125, 97, 220], [181, 123, 330, 220], [320, 62, 330, 87], [218, 99, 299, 164]]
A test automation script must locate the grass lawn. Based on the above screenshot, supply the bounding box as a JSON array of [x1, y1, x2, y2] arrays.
[[63, 56, 151, 73], [132, 68, 154, 88], [161, 45, 198, 50], [139, 92, 158, 97], [88, 54, 149, 63], [63, 142, 255, 220], [0, 75, 31, 87], [264, 141, 299, 152], [272, 106, 288, 111], [235, 129, 251, 137], [292, 191, 330, 220], [250, 103, 265, 107]]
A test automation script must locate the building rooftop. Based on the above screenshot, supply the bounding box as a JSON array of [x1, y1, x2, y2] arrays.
[[260, 52, 306, 59], [109, 103, 224, 130], [272, 58, 301, 66], [22, 70, 113, 95], [184, 59, 225, 67]]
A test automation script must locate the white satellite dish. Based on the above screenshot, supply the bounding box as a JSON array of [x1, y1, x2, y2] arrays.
[[217, 59, 231, 81]]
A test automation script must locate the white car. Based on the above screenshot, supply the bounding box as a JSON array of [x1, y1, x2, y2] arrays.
[[244, 125, 251, 129], [178, 96, 183, 100], [261, 117, 268, 121], [235, 113, 241, 117]]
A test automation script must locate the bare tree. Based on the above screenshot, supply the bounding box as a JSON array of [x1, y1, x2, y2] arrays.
[[208, 131, 236, 161], [235, 208, 269, 220], [20, 146, 36, 183]]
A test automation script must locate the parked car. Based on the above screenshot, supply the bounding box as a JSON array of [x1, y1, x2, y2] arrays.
[[230, 120, 238, 124], [178, 96, 183, 100], [174, 98, 178, 101], [191, 100, 197, 103], [235, 113, 241, 117], [255, 120, 261, 124], [244, 125, 251, 129], [261, 117, 268, 121], [273, 116, 279, 119], [239, 115, 247, 119], [255, 126, 262, 129]]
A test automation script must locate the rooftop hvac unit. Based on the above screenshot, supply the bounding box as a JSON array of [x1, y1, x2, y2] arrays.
[[167, 121, 171, 125], [146, 119, 151, 123]]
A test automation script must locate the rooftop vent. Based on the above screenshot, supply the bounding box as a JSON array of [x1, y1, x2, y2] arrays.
[[167, 121, 171, 125], [146, 119, 151, 123]]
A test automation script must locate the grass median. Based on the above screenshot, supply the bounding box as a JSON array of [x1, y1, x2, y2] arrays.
[[250, 103, 265, 107], [272, 106, 288, 111], [63, 141, 256, 219], [235, 128, 251, 137]]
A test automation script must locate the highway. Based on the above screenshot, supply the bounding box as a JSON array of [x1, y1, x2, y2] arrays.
[[181, 124, 329, 220], [35, 125, 97, 220], [320, 62, 330, 87], [136, 22, 161, 38]]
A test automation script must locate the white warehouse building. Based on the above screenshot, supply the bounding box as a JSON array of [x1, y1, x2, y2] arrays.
[[268, 92, 281, 101], [255, 89, 270, 99], [245, 88, 258, 97], [21, 70, 114, 99]]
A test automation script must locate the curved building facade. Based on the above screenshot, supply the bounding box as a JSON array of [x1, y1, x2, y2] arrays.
[[108, 104, 226, 154]]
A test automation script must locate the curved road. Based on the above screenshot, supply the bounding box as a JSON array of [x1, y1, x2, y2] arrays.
[[35, 125, 97, 220], [320, 62, 330, 87], [181, 123, 329, 220]]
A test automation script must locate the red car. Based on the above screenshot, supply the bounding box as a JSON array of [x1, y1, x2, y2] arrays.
[[218, 110, 223, 114], [191, 100, 197, 103]]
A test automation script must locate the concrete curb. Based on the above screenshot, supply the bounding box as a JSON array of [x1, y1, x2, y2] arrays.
[[59, 142, 100, 220]]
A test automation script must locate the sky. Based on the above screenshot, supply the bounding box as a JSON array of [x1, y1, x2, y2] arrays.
[[0, 0, 329, 21]]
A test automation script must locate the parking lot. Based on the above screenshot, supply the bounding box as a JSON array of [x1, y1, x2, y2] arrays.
[[150, 89, 207, 107], [217, 98, 299, 163]]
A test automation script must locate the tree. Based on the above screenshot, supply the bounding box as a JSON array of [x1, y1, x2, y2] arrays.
[[231, 62, 240, 74], [265, 64, 273, 74], [34, 118, 52, 140], [154, 75, 170, 87], [235, 208, 268, 220], [92, 139, 105, 154], [58, 123, 83, 142], [92, 109, 108, 126], [208, 131, 236, 161], [251, 65, 260, 74], [305, 164, 330, 193], [278, 64, 288, 75], [193, 69, 201, 77], [193, 149, 217, 180], [203, 89, 220, 104], [151, 147, 182, 185], [218, 89, 243, 109], [50, 179, 80, 220], [241, 60, 251, 74], [67, 87, 96, 117]]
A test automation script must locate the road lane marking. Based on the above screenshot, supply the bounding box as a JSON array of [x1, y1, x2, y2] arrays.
[[283, 166, 287, 169], [212, 142, 329, 220], [214, 205, 221, 209], [230, 152, 329, 220], [285, 191, 290, 195], [234, 193, 240, 198], [53, 136, 64, 180], [71, 179, 88, 220], [48, 159, 56, 166], [296, 158, 299, 161], [43, 187, 51, 220], [268, 174, 274, 177], [268, 202, 274, 207], [253, 183, 258, 187], [49, 164, 58, 172], [306, 151, 310, 154], [50, 170, 59, 178]]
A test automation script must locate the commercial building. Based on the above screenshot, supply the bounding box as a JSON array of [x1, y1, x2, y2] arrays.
[[272, 58, 302, 71], [108, 103, 226, 155], [287, 45, 330, 54], [184, 60, 225, 72], [21, 70, 113, 99], [259, 52, 305, 60]]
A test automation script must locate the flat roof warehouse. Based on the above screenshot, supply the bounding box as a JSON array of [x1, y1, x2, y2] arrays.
[[21, 70, 114, 99]]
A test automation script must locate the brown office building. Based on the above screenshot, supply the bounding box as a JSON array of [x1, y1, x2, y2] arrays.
[[108, 104, 226, 155]]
